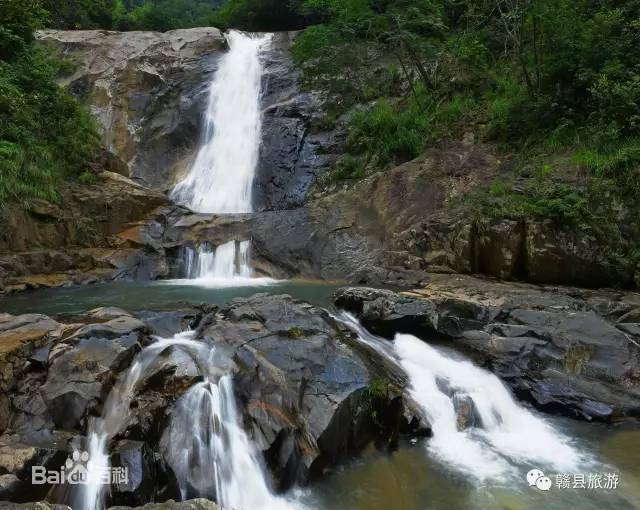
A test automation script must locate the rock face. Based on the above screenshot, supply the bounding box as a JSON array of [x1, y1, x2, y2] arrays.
[[253, 33, 344, 211], [335, 274, 640, 421], [36, 29, 340, 211], [0, 172, 171, 293], [0, 296, 423, 506], [37, 28, 226, 191], [195, 294, 420, 490]]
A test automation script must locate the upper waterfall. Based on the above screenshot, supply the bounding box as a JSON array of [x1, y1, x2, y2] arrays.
[[171, 30, 272, 213]]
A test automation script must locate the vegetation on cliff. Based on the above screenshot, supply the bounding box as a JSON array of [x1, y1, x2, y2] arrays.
[[291, 0, 640, 226], [0, 0, 100, 206]]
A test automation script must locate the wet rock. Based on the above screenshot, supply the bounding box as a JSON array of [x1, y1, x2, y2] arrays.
[[452, 394, 482, 430], [335, 274, 640, 422], [0, 432, 72, 502], [134, 309, 202, 338], [107, 499, 220, 510], [196, 293, 423, 490], [86, 308, 134, 322], [0, 314, 68, 411], [118, 345, 202, 442], [41, 316, 148, 430], [108, 440, 157, 507], [254, 33, 344, 211]]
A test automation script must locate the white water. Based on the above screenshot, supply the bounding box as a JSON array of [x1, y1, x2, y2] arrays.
[[171, 31, 271, 213], [170, 30, 274, 287], [336, 313, 588, 482], [174, 240, 276, 287], [77, 331, 291, 510], [164, 375, 294, 510]]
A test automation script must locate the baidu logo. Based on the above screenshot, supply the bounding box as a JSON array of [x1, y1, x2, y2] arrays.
[[527, 468, 552, 491], [32, 449, 128, 485]]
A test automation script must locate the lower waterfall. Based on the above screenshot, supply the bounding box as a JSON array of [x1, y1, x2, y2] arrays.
[[178, 240, 275, 287], [335, 313, 589, 482], [76, 331, 293, 510], [163, 375, 293, 510]]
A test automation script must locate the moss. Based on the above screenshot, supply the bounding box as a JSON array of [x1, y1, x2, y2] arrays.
[[287, 326, 305, 339], [368, 377, 390, 399]]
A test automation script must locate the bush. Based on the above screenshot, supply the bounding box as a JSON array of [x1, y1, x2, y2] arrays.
[[0, 36, 100, 205], [573, 139, 640, 196], [468, 171, 592, 225]]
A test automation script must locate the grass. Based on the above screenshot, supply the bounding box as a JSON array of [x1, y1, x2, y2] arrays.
[[0, 46, 100, 206], [324, 88, 475, 185], [572, 138, 640, 195]]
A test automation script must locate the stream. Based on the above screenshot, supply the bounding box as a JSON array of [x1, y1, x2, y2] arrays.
[[3, 282, 640, 509], [2, 28, 639, 510]]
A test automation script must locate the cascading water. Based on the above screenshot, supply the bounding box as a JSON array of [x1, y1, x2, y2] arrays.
[[184, 240, 252, 279], [177, 240, 275, 286], [170, 30, 273, 284], [76, 331, 291, 510], [171, 30, 271, 213], [335, 312, 589, 482], [163, 375, 293, 510]]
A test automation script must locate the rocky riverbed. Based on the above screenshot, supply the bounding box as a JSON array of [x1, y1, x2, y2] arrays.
[[0, 294, 425, 506], [2, 25, 640, 510], [335, 273, 640, 422]]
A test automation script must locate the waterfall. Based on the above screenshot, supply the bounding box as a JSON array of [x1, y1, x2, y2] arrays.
[[336, 313, 588, 482], [178, 240, 275, 287], [184, 240, 252, 279], [170, 30, 273, 284], [163, 376, 293, 510], [76, 331, 292, 510], [171, 31, 271, 214]]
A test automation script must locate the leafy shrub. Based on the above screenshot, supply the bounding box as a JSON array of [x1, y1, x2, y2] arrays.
[[573, 139, 640, 196], [0, 4, 100, 205], [470, 178, 592, 225]]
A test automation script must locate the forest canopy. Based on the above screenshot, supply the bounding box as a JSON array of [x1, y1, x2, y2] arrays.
[[1, 0, 640, 208]]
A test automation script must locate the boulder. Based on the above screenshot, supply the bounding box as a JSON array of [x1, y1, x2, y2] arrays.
[[41, 316, 149, 430], [109, 440, 157, 507], [194, 293, 423, 490], [334, 274, 640, 421]]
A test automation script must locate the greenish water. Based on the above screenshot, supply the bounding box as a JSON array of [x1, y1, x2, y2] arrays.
[[302, 422, 640, 510], [0, 279, 342, 316]]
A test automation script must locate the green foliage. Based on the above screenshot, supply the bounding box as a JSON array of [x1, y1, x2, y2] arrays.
[[367, 377, 389, 399], [287, 326, 305, 338], [78, 170, 99, 185], [42, 0, 227, 31], [347, 98, 429, 167], [326, 87, 473, 182], [44, 0, 117, 30], [0, 0, 100, 205], [467, 164, 593, 225], [573, 139, 640, 196], [0, 0, 47, 60], [293, 0, 640, 193], [210, 0, 313, 31]]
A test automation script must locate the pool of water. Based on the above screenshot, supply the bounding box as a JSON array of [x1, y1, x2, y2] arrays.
[[0, 279, 343, 316], [2, 279, 639, 509], [302, 420, 640, 510]]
